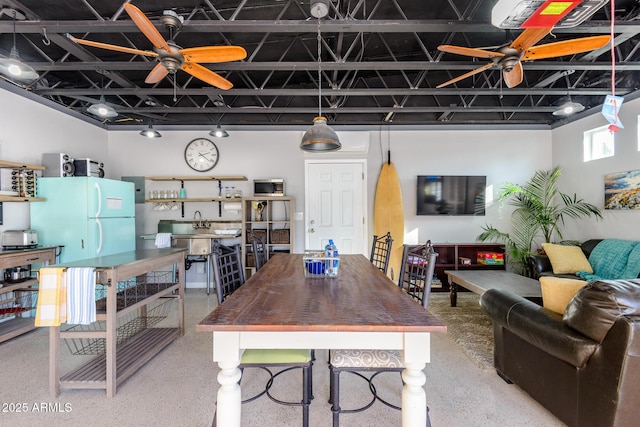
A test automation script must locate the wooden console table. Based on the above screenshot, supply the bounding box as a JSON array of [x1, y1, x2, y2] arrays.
[[47, 248, 186, 398]]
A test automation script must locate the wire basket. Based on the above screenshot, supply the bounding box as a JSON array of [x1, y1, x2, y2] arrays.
[[0, 288, 37, 320], [63, 297, 175, 356], [95, 271, 176, 311], [303, 251, 340, 278]]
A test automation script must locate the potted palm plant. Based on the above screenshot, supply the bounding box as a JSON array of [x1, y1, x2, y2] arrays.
[[477, 166, 603, 274]]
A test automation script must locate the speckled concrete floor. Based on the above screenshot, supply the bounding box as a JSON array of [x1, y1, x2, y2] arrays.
[[0, 289, 564, 427]]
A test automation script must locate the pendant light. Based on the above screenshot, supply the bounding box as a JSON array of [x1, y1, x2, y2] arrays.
[[0, 8, 39, 83], [300, 12, 340, 152], [88, 73, 117, 118], [140, 123, 161, 138], [209, 124, 229, 138], [552, 101, 585, 117], [209, 101, 229, 138], [87, 96, 118, 118]]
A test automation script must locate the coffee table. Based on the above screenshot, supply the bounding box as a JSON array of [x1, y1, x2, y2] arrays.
[[445, 270, 542, 307]]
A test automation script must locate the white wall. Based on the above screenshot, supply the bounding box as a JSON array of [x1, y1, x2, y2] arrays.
[[366, 129, 552, 245], [552, 96, 640, 241], [1, 85, 559, 285], [0, 87, 108, 232]]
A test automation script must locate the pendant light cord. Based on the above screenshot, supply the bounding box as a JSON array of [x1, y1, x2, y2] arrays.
[[317, 18, 322, 118], [12, 10, 17, 49]]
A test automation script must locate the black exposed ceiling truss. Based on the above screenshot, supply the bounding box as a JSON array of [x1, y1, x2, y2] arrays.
[[0, 0, 639, 129]]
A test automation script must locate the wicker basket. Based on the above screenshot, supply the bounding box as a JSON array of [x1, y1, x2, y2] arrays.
[[246, 229, 267, 244], [270, 229, 290, 244], [246, 252, 256, 268]]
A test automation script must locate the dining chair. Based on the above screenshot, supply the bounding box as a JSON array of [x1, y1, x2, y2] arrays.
[[249, 230, 269, 270], [369, 232, 393, 275], [211, 242, 314, 427], [328, 242, 438, 427]]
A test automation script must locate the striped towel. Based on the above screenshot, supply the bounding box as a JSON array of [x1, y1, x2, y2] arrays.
[[66, 267, 96, 325], [35, 267, 67, 327], [155, 232, 172, 248]]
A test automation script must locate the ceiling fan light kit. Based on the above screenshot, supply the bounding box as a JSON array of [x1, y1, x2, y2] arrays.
[[69, 3, 247, 90], [209, 125, 229, 138], [140, 124, 161, 138]]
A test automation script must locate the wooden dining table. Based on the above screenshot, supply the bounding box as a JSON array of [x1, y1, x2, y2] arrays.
[[197, 253, 446, 426]]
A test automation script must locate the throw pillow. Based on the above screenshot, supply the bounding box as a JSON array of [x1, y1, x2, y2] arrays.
[[539, 277, 587, 315], [542, 243, 594, 275]]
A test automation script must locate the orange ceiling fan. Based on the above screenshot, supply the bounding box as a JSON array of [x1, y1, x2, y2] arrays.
[[69, 3, 246, 90], [436, 27, 610, 88]]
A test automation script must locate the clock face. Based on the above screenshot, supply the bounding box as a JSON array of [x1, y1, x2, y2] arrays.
[[184, 138, 219, 172]]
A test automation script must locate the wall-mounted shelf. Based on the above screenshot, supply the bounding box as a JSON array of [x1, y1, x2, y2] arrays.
[[144, 176, 247, 217], [0, 160, 46, 171], [0, 159, 46, 202]]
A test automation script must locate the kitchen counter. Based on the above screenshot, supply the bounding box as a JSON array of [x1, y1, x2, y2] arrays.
[[0, 245, 62, 256], [139, 232, 240, 240]]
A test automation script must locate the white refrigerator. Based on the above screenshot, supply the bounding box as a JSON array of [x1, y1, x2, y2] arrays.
[[30, 177, 136, 263]]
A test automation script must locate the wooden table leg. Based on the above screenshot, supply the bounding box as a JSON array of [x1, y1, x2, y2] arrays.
[[449, 282, 458, 307]]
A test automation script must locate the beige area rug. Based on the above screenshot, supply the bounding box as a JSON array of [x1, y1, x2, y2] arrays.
[[428, 292, 495, 371]]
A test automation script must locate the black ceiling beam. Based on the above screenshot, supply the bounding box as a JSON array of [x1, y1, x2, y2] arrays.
[[2, 20, 638, 34], [36, 87, 622, 97], [29, 61, 640, 72]]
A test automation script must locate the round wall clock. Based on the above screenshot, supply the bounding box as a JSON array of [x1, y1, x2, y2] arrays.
[[184, 138, 219, 172]]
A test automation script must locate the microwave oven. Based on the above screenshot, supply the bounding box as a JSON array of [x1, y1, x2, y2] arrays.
[[254, 179, 285, 196]]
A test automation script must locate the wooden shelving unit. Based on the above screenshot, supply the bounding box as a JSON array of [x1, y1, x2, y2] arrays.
[[428, 243, 505, 291], [0, 247, 57, 343], [50, 249, 186, 398], [241, 197, 294, 278]]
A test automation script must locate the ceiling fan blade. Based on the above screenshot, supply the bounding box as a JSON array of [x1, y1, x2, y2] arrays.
[[180, 46, 248, 63], [436, 63, 494, 88], [181, 62, 233, 90], [522, 35, 611, 61], [503, 61, 523, 88], [145, 63, 169, 84], [69, 36, 158, 58], [123, 3, 172, 53], [509, 28, 551, 54], [437, 45, 504, 59]]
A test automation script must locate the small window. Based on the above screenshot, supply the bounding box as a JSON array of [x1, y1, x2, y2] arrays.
[[583, 125, 614, 162]]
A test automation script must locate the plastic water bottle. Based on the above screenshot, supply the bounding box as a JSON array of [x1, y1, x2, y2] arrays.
[[325, 239, 339, 277]]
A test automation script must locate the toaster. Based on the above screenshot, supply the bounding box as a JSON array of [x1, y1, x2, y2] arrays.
[[2, 230, 38, 248]]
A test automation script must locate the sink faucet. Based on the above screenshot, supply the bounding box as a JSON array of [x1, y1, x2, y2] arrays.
[[193, 211, 203, 229], [192, 211, 210, 230]]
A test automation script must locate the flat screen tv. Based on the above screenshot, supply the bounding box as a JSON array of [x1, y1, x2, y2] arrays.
[[416, 175, 486, 216]]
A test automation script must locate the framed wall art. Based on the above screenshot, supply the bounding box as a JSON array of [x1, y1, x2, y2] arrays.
[[604, 169, 640, 210]]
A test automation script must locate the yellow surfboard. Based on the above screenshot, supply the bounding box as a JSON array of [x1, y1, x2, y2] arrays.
[[373, 162, 404, 281]]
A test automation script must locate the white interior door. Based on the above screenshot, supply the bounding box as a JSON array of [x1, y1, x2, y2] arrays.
[[305, 161, 367, 254]]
